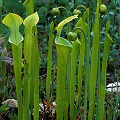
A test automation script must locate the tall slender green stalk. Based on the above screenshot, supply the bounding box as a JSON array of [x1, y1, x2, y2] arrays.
[[22, 62, 29, 120], [69, 38, 80, 120], [55, 15, 78, 120], [88, 2, 101, 119], [2, 13, 23, 120], [46, 22, 55, 101], [96, 1, 102, 120], [98, 19, 113, 120], [12, 43, 22, 120], [34, 27, 40, 120], [74, 5, 90, 120], [56, 36, 72, 120], [24, 0, 35, 115], [75, 24, 88, 119], [23, 12, 39, 120], [96, 47, 101, 120], [83, 9, 90, 120], [75, 18, 85, 116]]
